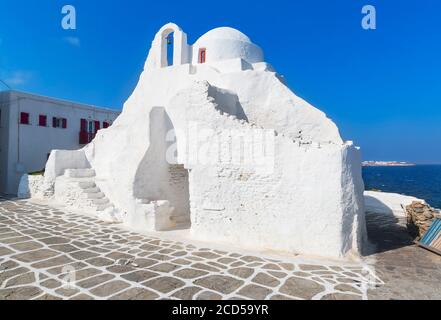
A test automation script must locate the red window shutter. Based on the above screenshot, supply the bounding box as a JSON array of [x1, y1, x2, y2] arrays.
[[20, 112, 29, 124], [94, 120, 100, 133], [80, 119, 87, 132], [79, 132, 88, 144], [103, 121, 109, 129], [39, 115, 47, 126], [199, 48, 206, 63], [52, 117, 57, 128], [62, 118, 67, 129]]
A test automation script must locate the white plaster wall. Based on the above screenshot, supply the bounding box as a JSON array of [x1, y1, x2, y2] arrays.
[[166, 81, 364, 258], [83, 96, 153, 215], [339, 145, 367, 255], [17, 174, 45, 199], [192, 27, 264, 65], [187, 147, 357, 258], [0, 91, 11, 194], [44, 150, 91, 184], [211, 69, 343, 144], [117, 64, 342, 145], [192, 39, 264, 65], [207, 58, 253, 74], [364, 191, 424, 218], [252, 62, 275, 72]]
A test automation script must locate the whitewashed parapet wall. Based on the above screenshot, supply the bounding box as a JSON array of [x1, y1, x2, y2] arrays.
[[35, 22, 366, 259]]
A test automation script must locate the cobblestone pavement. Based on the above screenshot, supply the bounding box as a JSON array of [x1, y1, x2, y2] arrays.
[[0, 197, 439, 300], [365, 211, 441, 299]]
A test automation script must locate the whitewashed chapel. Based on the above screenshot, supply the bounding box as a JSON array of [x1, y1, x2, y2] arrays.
[[20, 23, 367, 259]]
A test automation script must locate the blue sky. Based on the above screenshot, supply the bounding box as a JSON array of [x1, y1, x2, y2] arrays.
[[0, 0, 440, 163]]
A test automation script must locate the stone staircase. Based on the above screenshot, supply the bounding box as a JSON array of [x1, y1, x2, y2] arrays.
[[55, 169, 119, 220], [55, 169, 189, 228]]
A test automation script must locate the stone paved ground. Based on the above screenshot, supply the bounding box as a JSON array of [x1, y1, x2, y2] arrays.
[[365, 211, 441, 299], [0, 197, 439, 300]]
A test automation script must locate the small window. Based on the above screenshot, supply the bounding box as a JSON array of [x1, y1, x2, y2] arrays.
[[199, 48, 206, 64], [39, 115, 47, 127], [88, 120, 94, 133], [103, 121, 110, 129], [20, 112, 30, 125], [52, 117, 67, 128], [80, 119, 96, 132]]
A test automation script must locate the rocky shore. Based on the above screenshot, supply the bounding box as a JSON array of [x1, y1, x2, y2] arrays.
[[405, 201, 441, 239]]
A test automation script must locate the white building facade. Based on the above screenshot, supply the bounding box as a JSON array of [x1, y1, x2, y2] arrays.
[[0, 90, 120, 195], [23, 23, 367, 259]]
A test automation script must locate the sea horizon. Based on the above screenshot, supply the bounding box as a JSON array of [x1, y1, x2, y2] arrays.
[[363, 164, 441, 209]]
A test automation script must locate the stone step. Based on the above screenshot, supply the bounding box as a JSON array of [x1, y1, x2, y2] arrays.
[[83, 187, 101, 194], [91, 198, 110, 206], [78, 181, 96, 189], [170, 215, 190, 224], [64, 168, 96, 178], [136, 198, 150, 205], [174, 222, 191, 229], [95, 203, 114, 211], [83, 192, 105, 200]]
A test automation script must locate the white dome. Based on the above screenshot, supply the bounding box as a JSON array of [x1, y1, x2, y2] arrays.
[[195, 27, 252, 44], [192, 27, 264, 66]]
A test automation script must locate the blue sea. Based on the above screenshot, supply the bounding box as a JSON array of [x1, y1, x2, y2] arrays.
[[362, 165, 441, 209]]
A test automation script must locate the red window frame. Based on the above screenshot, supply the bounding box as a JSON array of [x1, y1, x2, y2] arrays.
[[79, 118, 89, 144], [103, 121, 110, 129], [199, 48, 206, 64], [20, 112, 30, 125], [51, 117, 67, 128], [80, 118, 87, 132], [79, 119, 103, 144], [79, 131, 89, 144], [39, 115, 47, 127], [94, 120, 100, 133]]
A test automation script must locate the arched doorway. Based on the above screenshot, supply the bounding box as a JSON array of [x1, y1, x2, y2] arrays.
[[133, 107, 191, 230]]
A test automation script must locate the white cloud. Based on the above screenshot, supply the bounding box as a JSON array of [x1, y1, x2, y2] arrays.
[[2, 70, 32, 86], [63, 36, 80, 47]]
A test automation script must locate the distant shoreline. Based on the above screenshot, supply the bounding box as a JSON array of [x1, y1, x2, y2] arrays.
[[362, 164, 416, 167], [362, 161, 416, 167]]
